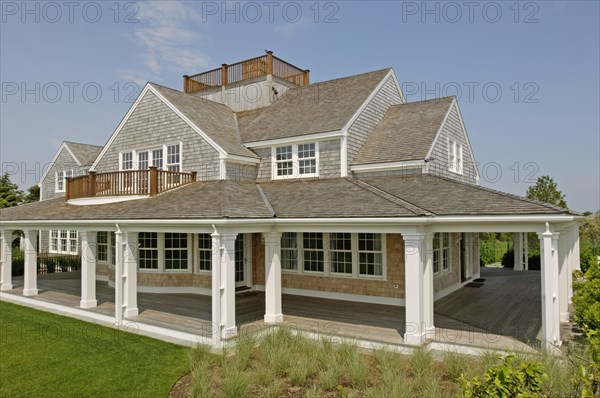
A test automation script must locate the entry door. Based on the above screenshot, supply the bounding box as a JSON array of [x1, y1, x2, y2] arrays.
[[235, 234, 246, 287]]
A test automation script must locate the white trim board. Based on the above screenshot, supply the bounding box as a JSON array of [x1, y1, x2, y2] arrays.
[[243, 130, 343, 148], [351, 161, 426, 172]]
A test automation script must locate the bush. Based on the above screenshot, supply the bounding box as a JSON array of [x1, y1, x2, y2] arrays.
[[459, 355, 547, 397], [580, 246, 599, 274], [11, 249, 24, 276], [479, 244, 496, 266], [501, 248, 514, 268]]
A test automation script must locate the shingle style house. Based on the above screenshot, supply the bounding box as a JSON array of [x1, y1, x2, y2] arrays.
[[0, 52, 580, 350]]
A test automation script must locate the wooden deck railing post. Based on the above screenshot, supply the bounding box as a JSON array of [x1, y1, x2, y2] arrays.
[[191, 171, 197, 182], [183, 75, 190, 93], [304, 69, 310, 86], [221, 64, 228, 86], [266, 51, 273, 75], [149, 167, 158, 196], [65, 177, 71, 200], [88, 171, 97, 197]]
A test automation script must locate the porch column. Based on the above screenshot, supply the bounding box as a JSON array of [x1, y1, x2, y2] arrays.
[[539, 225, 561, 352], [513, 232, 523, 271], [221, 233, 238, 339], [80, 231, 98, 308], [0, 229, 14, 291], [523, 233, 529, 270], [123, 232, 138, 318], [403, 233, 426, 345], [264, 232, 283, 323], [423, 233, 435, 337], [23, 230, 38, 296], [557, 230, 569, 323], [114, 230, 124, 324], [211, 231, 223, 345], [568, 222, 580, 303]]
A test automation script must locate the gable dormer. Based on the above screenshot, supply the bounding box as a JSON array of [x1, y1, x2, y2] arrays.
[[183, 51, 310, 112]]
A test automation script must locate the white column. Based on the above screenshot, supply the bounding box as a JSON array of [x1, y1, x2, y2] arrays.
[[539, 225, 561, 352], [403, 233, 426, 345], [423, 233, 435, 338], [264, 232, 283, 323], [123, 232, 138, 318], [557, 231, 569, 323], [523, 233, 529, 270], [211, 231, 223, 345], [114, 230, 124, 324], [80, 231, 98, 308], [568, 222, 580, 304], [221, 233, 238, 339], [513, 232, 523, 271], [0, 229, 14, 291], [23, 230, 38, 296]]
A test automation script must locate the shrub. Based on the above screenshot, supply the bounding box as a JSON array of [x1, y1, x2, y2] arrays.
[[501, 248, 515, 268], [479, 243, 496, 266], [580, 246, 599, 274], [11, 249, 24, 276], [459, 355, 547, 397]]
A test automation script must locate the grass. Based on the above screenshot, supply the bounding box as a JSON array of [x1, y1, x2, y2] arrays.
[[186, 326, 585, 398], [0, 301, 189, 398]]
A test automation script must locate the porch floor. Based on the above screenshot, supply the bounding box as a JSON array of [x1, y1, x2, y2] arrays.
[[2, 267, 540, 352]]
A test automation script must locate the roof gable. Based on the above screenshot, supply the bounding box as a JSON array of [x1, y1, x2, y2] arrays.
[[64, 142, 103, 166], [352, 97, 453, 165], [237, 68, 393, 143]]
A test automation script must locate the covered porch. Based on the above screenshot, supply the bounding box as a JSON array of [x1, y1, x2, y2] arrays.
[[2, 267, 543, 352]]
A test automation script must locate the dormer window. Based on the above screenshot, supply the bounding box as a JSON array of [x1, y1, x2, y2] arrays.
[[55, 169, 73, 193], [448, 139, 463, 175], [272, 142, 318, 179]]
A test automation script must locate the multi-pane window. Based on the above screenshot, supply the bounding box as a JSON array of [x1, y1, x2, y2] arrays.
[[165, 233, 188, 270], [198, 234, 212, 272], [138, 232, 158, 270], [330, 233, 352, 274], [138, 151, 149, 170], [152, 149, 163, 169], [121, 152, 133, 170], [358, 233, 383, 276], [303, 233, 324, 272], [448, 140, 463, 174], [298, 143, 316, 175], [49, 230, 77, 254], [97, 232, 108, 262], [273, 142, 318, 179], [433, 233, 450, 274], [166, 144, 181, 172], [235, 235, 245, 283], [110, 232, 116, 265], [281, 232, 298, 270], [55, 170, 73, 192], [275, 145, 293, 177]]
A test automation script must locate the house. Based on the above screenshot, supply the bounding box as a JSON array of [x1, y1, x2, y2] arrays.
[[0, 52, 581, 350]]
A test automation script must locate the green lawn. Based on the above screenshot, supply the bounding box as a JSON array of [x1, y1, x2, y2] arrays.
[[0, 301, 189, 398]]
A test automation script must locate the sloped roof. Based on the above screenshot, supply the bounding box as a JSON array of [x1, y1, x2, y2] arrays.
[[359, 174, 572, 216], [236, 68, 393, 143], [149, 83, 258, 159], [1, 175, 576, 223], [64, 142, 102, 166], [353, 97, 453, 165]]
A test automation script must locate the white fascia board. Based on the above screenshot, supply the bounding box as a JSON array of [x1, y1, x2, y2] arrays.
[[425, 98, 455, 161], [351, 161, 425, 172], [244, 130, 343, 148], [388, 69, 406, 103], [39, 142, 73, 184], [63, 143, 82, 167], [219, 153, 261, 165], [148, 85, 227, 157]]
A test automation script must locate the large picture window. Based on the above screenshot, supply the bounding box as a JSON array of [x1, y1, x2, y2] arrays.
[[165, 233, 188, 270], [272, 142, 318, 179]]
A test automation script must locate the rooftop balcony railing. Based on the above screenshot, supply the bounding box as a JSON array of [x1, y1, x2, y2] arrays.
[[66, 167, 197, 201]]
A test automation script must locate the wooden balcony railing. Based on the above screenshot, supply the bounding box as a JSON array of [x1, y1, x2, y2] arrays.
[[66, 167, 197, 200], [184, 51, 310, 94]]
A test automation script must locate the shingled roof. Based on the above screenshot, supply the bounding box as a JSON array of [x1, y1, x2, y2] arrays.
[[0, 175, 575, 223], [149, 83, 258, 159], [353, 97, 454, 165], [236, 68, 392, 143], [64, 142, 102, 166]]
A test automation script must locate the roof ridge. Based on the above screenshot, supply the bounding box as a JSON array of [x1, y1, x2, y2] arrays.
[[347, 178, 433, 216], [428, 174, 575, 214]]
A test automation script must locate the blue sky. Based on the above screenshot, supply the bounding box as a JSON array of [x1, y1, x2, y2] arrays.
[[1, 0, 598, 211]]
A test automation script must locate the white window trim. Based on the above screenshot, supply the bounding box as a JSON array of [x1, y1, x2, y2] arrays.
[[281, 232, 387, 280], [197, 233, 213, 274], [271, 141, 319, 180], [55, 169, 73, 193], [119, 142, 182, 172], [49, 229, 78, 255], [448, 139, 464, 175], [138, 232, 160, 271], [433, 233, 451, 276], [97, 232, 109, 263], [162, 232, 193, 273]]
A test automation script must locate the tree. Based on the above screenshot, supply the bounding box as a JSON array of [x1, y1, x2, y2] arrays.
[[23, 184, 40, 203], [526, 175, 568, 208], [0, 173, 24, 208], [581, 211, 600, 256]]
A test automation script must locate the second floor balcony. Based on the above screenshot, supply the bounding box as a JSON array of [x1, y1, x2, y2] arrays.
[[66, 167, 197, 201]]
